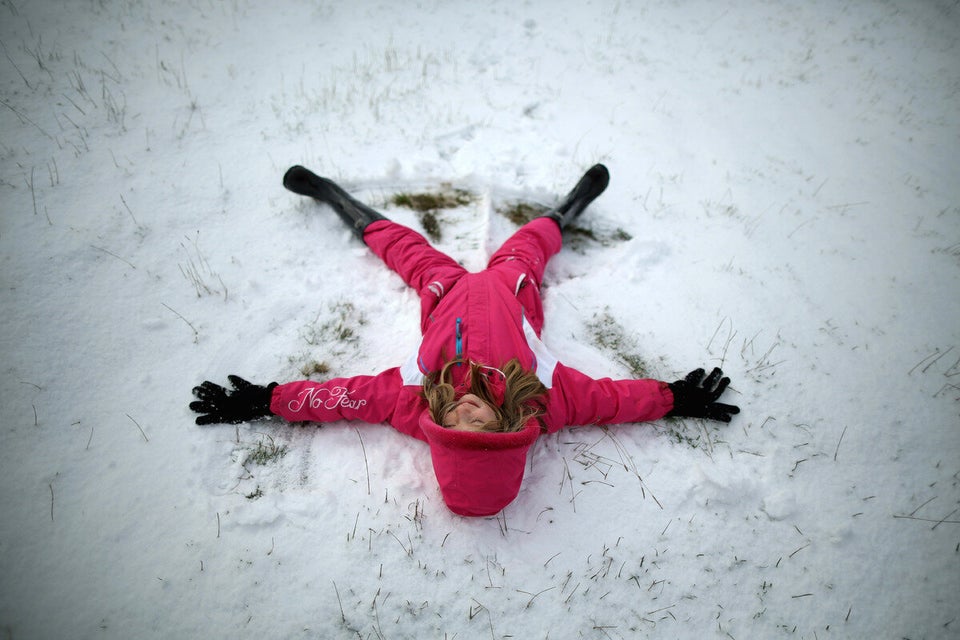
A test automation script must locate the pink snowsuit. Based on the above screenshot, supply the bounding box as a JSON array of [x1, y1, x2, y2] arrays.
[[270, 218, 674, 516]]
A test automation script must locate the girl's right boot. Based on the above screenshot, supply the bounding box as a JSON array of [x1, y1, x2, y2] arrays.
[[283, 165, 387, 240], [542, 164, 610, 229]]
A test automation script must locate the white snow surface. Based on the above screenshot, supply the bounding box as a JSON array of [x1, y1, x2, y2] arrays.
[[2, 1, 959, 638]]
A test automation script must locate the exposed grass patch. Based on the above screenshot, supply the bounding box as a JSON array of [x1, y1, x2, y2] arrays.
[[562, 226, 596, 253], [300, 300, 366, 349], [419, 209, 441, 241], [586, 310, 720, 450], [391, 189, 473, 212], [586, 309, 654, 379], [390, 187, 475, 242], [291, 300, 366, 379], [244, 435, 288, 466], [498, 201, 541, 226], [496, 201, 631, 252], [299, 359, 332, 378], [564, 225, 633, 253]]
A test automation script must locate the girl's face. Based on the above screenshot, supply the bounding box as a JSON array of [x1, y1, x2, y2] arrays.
[[442, 393, 498, 431]]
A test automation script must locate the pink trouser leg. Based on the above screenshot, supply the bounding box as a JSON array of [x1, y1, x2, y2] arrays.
[[364, 218, 563, 336], [485, 218, 563, 336], [362, 220, 468, 332]]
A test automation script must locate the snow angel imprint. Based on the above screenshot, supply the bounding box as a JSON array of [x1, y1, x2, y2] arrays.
[[190, 164, 740, 517]]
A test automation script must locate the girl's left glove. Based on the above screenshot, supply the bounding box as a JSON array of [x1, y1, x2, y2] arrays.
[[667, 367, 740, 423], [190, 375, 278, 425]]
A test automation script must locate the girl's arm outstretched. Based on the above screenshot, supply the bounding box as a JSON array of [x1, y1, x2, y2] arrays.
[[191, 369, 415, 430], [544, 364, 739, 432]]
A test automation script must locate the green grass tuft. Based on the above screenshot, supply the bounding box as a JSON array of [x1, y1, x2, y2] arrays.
[[497, 202, 541, 226], [244, 435, 288, 466], [586, 310, 653, 378], [391, 189, 473, 212], [300, 360, 331, 378], [390, 187, 476, 242], [419, 210, 441, 242]]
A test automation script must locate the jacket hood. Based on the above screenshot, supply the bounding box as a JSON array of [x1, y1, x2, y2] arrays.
[[418, 409, 540, 517]]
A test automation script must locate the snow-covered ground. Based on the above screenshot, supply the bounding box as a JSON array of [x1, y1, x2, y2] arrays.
[[2, 1, 958, 638]]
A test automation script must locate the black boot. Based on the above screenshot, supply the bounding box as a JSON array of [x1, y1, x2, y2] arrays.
[[542, 164, 610, 229], [283, 165, 387, 240]]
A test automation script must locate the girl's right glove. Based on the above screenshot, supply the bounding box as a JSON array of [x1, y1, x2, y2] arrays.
[[190, 375, 278, 425], [667, 367, 740, 423]]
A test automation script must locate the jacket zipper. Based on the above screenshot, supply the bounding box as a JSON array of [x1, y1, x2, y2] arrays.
[[455, 317, 463, 362]]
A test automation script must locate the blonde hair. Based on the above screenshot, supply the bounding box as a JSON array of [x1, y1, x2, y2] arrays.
[[423, 359, 547, 433]]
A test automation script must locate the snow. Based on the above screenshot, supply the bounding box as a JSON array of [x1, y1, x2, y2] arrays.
[[1, 0, 958, 638]]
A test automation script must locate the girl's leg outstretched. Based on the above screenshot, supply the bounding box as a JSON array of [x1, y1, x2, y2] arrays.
[[486, 217, 562, 335], [283, 165, 467, 330], [364, 221, 467, 331], [485, 164, 609, 334]]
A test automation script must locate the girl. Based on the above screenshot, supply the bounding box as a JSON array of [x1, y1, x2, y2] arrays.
[[190, 164, 739, 517]]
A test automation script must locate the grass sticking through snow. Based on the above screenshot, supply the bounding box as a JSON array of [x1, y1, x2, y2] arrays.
[[498, 202, 540, 226], [496, 201, 632, 252], [390, 187, 475, 242], [291, 300, 367, 379], [586, 309, 717, 450], [244, 435, 288, 466], [586, 309, 655, 379], [299, 301, 366, 351], [299, 360, 332, 378]]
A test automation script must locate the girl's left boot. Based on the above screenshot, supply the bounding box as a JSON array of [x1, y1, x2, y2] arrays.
[[283, 165, 387, 239], [542, 164, 610, 229]]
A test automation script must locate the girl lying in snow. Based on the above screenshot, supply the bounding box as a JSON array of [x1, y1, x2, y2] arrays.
[[190, 164, 740, 516]]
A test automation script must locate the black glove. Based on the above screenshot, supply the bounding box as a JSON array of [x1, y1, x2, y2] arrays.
[[190, 375, 278, 425], [667, 367, 740, 423]]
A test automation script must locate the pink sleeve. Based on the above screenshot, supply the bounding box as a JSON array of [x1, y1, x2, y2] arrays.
[[270, 368, 404, 425], [543, 363, 675, 432]]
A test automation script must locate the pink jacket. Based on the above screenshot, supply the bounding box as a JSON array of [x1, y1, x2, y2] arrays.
[[270, 218, 674, 516]]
